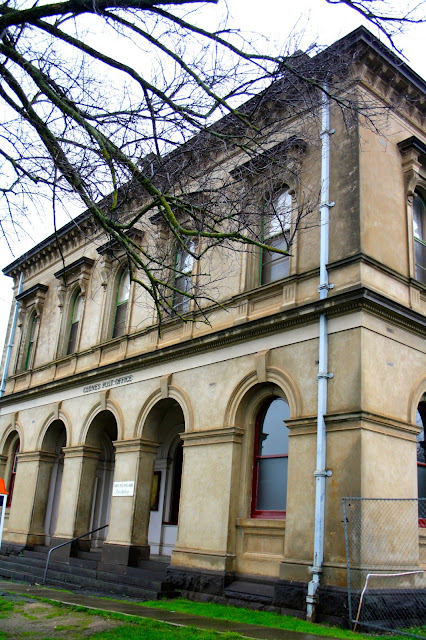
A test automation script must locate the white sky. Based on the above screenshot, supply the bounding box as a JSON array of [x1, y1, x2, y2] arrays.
[[0, 0, 425, 356]]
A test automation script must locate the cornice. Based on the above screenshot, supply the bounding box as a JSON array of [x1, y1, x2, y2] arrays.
[[54, 256, 95, 280], [3, 217, 98, 279], [1, 285, 424, 409], [15, 283, 49, 302]]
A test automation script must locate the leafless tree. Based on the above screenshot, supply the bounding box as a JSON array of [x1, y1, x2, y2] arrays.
[[0, 0, 421, 324], [325, 0, 426, 51]]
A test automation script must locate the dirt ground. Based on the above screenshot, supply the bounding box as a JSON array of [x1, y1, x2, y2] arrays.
[[0, 592, 123, 639]]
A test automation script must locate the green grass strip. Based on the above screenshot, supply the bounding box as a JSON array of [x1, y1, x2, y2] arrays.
[[139, 598, 373, 640]]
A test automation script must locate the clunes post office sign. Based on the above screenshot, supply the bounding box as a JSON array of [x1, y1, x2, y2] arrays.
[[83, 375, 133, 394]]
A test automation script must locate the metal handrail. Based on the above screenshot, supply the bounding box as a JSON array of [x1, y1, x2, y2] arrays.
[[43, 524, 108, 585]]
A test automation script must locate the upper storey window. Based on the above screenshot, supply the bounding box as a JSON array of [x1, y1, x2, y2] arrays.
[[173, 242, 194, 314], [24, 312, 37, 371], [112, 270, 131, 338], [261, 188, 291, 285], [67, 291, 83, 355], [15, 283, 48, 373], [413, 193, 426, 285]]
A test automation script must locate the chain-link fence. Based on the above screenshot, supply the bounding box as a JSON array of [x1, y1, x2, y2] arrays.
[[343, 498, 426, 638]]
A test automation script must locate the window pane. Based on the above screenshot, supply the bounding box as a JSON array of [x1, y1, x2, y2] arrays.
[[174, 273, 192, 312], [258, 398, 290, 456], [261, 234, 289, 284], [67, 321, 79, 354], [268, 189, 291, 237], [25, 314, 37, 370], [117, 271, 131, 304], [418, 464, 426, 501], [73, 295, 82, 322], [417, 409, 425, 464], [256, 457, 288, 511], [413, 196, 424, 240], [176, 242, 194, 274], [112, 301, 128, 338], [414, 239, 426, 284]]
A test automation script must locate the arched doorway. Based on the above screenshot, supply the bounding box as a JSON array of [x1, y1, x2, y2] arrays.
[[0, 431, 20, 510], [146, 399, 185, 557], [85, 410, 117, 549], [42, 420, 67, 544]]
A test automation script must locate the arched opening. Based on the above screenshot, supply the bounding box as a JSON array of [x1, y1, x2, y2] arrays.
[[145, 398, 185, 557], [0, 431, 20, 510], [417, 399, 426, 527], [83, 410, 118, 550], [42, 420, 67, 543]]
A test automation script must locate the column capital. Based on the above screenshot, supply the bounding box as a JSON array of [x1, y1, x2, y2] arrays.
[[113, 438, 159, 456], [62, 445, 101, 459]]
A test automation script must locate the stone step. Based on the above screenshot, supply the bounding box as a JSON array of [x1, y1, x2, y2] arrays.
[[69, 556, 99, 570], [97, 568, 164, 590], [75, 550, 103, 562], [0, 565, 82, 591], [0, 549, 177, 601], [224, 580, 274, 604]]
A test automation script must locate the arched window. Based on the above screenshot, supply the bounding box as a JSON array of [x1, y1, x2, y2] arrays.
[[6, 440, 20, 508], [417, 403, 426, 527], [261, 188, 291, 285], [112, 270, 131, 338], [173, 242, 194, 313], [24, 312, 37, 371], [67, 291, 83, 355], [251, 397, 290, 518], [413, 192, 426, 284]]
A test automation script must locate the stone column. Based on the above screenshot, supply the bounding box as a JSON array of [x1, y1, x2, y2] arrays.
[[102, 438, 159, 567], [170, 427, 243, 579], [0, 453, 7, 479], [6, 450, 57, 546], [52, 445, 100, 557]]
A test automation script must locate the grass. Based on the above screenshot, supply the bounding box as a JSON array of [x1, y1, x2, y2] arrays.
[[2, 591, 425, 640], [139, 598, 368, 640]]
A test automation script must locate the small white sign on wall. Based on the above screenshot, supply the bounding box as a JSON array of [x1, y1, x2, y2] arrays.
[[112, 481, 134, 497]]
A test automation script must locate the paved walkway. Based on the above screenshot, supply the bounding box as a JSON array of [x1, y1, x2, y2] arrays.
[[0, 580, 340, 640]]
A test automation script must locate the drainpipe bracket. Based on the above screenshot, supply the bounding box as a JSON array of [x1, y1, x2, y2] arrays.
[[314, 469, 333, 478], [318, 282, 334, 293], [316, 372, 333, 380], [320, 128, 335, 137], [319, 201, 335, 209]]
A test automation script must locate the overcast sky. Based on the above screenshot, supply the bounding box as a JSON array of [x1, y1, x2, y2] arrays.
[[0, 0, 425, 356]]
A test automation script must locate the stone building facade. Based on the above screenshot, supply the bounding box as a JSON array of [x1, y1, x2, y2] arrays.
[[0, 27, 425, 618]]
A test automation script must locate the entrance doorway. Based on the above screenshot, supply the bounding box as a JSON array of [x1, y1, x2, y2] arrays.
[[146, 399, 185, 557]]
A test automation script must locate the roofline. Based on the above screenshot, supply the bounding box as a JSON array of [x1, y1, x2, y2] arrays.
[[3, 26, 425, 278], [331, 25, 426, 95], [2, 210, 92, 277]]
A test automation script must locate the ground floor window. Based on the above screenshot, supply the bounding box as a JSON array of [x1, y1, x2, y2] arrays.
[[417, 403, 426, 526], [251, 397, 290, 518]]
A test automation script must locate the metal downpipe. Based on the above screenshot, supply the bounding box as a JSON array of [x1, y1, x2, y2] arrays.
[[306, 88, 334, 621], [0, 273, 23, 398]]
